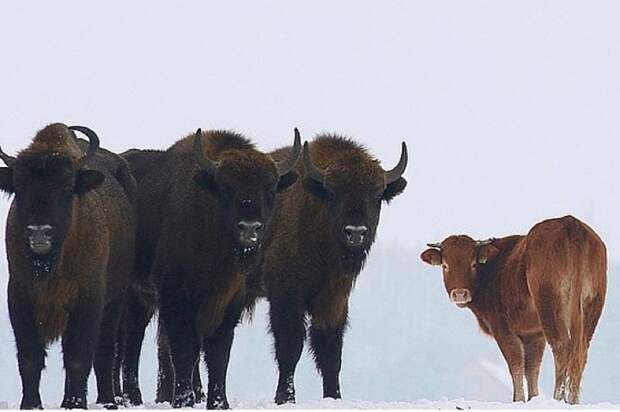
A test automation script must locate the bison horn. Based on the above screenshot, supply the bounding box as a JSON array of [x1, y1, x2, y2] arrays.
[[0, 146, 17, 168], [69, 126, 100, 168], [384, 142, 408, 185], [193, 128, 220, 176], [476, 238, 495, 246], [275, 128, 302, 177], [427, 242, 442, 249], [302, 141, 327, 185]]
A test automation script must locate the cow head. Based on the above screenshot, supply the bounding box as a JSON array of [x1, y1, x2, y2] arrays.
[[302, 139, 407, 275], [192, 128, 300, 264], [0, 124, 104, 278], [421, 236, 499, 307]]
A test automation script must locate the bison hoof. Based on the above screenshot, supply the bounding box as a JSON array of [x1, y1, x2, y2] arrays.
[[275, 393, 295, 405], [100, 403, 117, 410], [19, 400, 43, 410], [207, 396, 229, 410], [194, 387, 206, 404], [123, 388, 143, 406], [61, 396, 87, 409], [172, 390, 195, 409]]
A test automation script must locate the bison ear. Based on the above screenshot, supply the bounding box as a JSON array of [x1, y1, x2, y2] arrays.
[[421, 248, 442, 266], [478, 244, 499, 264], [193, 171, 219, 195], [0, 167, 14, 194], [75, 169, 105, 195], [277, 170, 298, 192], [302, 177, 330, 200], [382, 177, 407, 203]]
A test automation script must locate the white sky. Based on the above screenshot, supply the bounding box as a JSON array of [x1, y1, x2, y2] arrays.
[[0, 0, 619, 405]]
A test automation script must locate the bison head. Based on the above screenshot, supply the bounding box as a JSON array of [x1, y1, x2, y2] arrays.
[[302, 139, 407, 275], [0, 124, 104, 278], [192, 128, 301, 263], [421, 236, 499, 307]]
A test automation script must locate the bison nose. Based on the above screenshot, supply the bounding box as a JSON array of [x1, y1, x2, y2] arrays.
[[449, 288, 472, 306], [238, 220, 264, 246], [343, 225, 368, 246], [26, 225, 53, 255]]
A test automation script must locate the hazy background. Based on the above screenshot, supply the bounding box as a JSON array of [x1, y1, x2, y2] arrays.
[[0, 0, 618, 406]]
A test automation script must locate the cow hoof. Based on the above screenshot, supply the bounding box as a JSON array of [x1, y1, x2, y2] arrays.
[[194, 387, 206, 404], [101, 403, 117, 410]]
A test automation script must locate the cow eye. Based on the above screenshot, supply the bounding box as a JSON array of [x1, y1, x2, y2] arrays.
[[442, 263, 449, 271], [471, 262, 478, 270]]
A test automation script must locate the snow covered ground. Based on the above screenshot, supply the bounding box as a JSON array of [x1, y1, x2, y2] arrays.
[[1, 397, 620, 410]]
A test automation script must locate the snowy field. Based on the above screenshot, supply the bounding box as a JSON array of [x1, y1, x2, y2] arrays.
[[1, 0, 620, 410]]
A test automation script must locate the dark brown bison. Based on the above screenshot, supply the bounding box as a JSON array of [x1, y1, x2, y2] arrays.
[[420, 215, 607, 404], [119, 128, 301, 409], [255, 135, 407, 404], [0, 123, 136, 409]]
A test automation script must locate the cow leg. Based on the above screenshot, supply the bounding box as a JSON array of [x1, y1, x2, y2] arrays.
[[269, 293, 306, 405], [94, 295, 127, 409], [122, 290, 154, 406], [309, 318, 347, 400], [159, 289, 200, 408], [8, 291, 46, 410], [521, 333, 545, 400], [202, 301, 243, 410], [61, 303, 103, 409], [534, 286, 571, 402], [494, 329, 526, 402]]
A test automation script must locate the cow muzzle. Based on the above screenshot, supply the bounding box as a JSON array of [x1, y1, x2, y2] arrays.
[[26, 225, 53, 255], [449, 288, 472, 307], [237, 220, 264, 248]]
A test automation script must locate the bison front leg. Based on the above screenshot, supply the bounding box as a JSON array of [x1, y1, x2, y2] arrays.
[[309, 318, 347, 400], [8, 289, 46, 410], [202, 300, 244, 410], [494, 329, 526, 402], [94, 294, 127, 409], [62, 303, 104, 409], [269, 293, 306, 405], [159, 289, 201, 408]]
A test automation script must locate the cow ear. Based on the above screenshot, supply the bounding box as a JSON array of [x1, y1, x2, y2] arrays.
[[478, 244, 499, 264], [0, 167, 14, 194], [277, 170, 298, 192], [75, 170, 105, 194], [302, 177, 330, 200], [193, 171, 219, 195], [421, 248, 442, 266], [382, 177, 407, 203]]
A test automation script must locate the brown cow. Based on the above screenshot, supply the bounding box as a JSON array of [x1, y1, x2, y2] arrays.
[[420, 215, 607, 404]]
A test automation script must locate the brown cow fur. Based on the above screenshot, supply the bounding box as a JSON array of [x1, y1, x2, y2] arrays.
[[421, 215, 607, 404]]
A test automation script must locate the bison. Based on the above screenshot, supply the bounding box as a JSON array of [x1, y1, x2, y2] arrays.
[[0, 123, 136, 409], [255, 135, 407, 404], [119, 128, 301, 409], [420, 215, 607, 404]]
